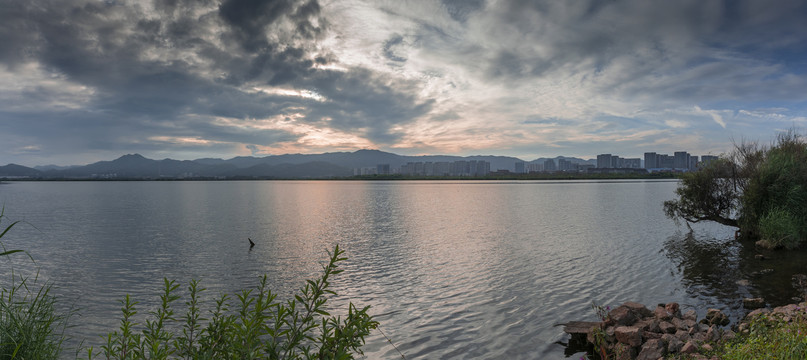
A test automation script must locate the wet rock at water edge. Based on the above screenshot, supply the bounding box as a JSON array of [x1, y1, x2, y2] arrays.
[[702, 308, 730, 326], [608, 306, 638, 326], [622, 301, 653, 318], [665, 302, 682, 318], [654, 305, 673, 321], [793, 274, 807, 297], [743, 297, 765, 309]]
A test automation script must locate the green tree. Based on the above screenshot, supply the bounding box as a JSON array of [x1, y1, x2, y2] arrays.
[[664, 130, 807, 249], [663, 157, 741, 228]]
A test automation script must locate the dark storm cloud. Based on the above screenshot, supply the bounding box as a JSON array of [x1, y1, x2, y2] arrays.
[[304, 68, 434, 143], [0, 0, 433, 162], [480, 0, 807, 86]]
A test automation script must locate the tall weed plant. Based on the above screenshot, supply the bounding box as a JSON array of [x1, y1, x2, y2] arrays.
[[1, 208, 71, 359], [94, 244, 378, 360]]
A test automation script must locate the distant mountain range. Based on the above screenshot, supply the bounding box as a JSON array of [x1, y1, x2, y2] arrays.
[[0, 150, 594, 179]]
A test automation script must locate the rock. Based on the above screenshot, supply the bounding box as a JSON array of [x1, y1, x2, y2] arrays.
[[793, 274, 807, 297], [683, 319, 697, 331], [644, 331, 662, 340], [773, 303, 801, 317], [654, 305, 672, 321], [743, 297, 766, 309], [721, 329, 736, 342], [692, 332, 706, 342], [608, 306, 638, 326], [681, 340, 698, 354], [623, 301, 653, 318], [736, 279, 751, 286], [637, 338, 666, 360], [635, 318, 660, 333], [746, 308, 771, 319], [703, 308, 730, 326], [675, 329, 691, 342], [683, 309, 698, 321], [612, 343, 635, 360], [702, 343, 714, 352], [706, 325, 719, 342], [663, 334, 684, 353], [659, 321, 677, 334], [755, 254, 766, 260], [665, 302, 682, 318], [614, 326, 643, 347]]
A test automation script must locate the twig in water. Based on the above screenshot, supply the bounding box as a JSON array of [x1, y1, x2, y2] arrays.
[[377, 325, 406, 360]]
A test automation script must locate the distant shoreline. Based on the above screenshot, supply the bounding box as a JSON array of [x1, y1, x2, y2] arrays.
[[1, 173, 680, 182]]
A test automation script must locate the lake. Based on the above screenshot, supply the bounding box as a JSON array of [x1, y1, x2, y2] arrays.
[[1, 180, 804, 359]]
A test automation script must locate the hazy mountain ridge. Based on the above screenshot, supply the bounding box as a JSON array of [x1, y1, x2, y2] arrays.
[[0, 150, 594, 179]]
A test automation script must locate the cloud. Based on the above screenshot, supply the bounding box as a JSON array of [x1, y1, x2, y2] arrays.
[[1, 0, 806, 165]]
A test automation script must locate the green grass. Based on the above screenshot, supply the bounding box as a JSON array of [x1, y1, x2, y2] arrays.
[[718, 313, 807, 360]]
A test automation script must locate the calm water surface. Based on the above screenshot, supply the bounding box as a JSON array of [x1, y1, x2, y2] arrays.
[[1, 180, 804, 359]]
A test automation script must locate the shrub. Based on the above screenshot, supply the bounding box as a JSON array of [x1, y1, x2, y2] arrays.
[[758, 207, 804, 249], [94, 244, 378, 360]]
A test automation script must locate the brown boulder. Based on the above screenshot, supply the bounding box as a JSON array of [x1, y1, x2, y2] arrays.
[[706, 325, 719, 342], [623, 301, 654, 318], [703, 308, 730, 326], [635, 318, 660, 333], [614, 326, 643, 347], [663, 334, 684, 353], [746, 308, 771, 320], [659, 321, 677, 334], [654, 305, 672, 321], [608, 306, 638, 326], [665, 302, 682, 318], [743, 297, 765, 309], [637, 339, 666, 360], [681, 340, 698, 354]]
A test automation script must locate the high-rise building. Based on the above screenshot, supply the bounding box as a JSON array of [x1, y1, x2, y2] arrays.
[[689, 156, 698, 171], [376, 164, 390, 175], [515, 161, 525, 174], [597, 154, 612, 168], [558, 158, 572, 171], [659, 154, 674, 168], [526, 163, 543, 173], [644, 152, 658, 169], [623, 158, 641, 168], [674, 151, 690, 170], [544, 159, 557, 171]]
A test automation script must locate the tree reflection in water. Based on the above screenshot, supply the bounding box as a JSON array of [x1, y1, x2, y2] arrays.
[[663, 230, 807, 320]]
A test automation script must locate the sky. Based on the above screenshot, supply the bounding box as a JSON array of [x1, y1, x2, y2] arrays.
[[2, 0, 807, 166]]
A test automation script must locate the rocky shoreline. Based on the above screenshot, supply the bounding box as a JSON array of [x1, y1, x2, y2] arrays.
[[571, 300, 807, 360]]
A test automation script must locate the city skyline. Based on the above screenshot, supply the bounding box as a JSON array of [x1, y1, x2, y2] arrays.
[[2, 1, 806, 166]]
